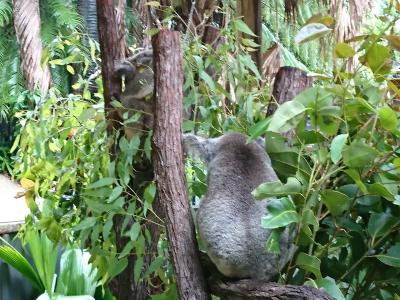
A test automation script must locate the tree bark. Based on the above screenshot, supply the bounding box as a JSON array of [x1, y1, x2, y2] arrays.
[[96, 2, 133, 299], [209, 279, 334, 300], [152, 30, 210, 300], [267, 66, 313, 116], [237, 0, 262, 72], [13, 0, 51, 95]]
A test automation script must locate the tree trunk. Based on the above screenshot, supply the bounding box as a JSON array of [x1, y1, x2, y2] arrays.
[[237, 0, 262, 72], [152, 30, 210, 300], [209, 279, 334, 300], [13, 0, 51, 95], [78, 0, 98, 41], [267, 66, 313, 116], [96, 1, 133, 299]]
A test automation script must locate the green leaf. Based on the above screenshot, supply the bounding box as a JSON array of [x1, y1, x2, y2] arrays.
[[262, 197, 299, 229], [306, 277, 345, 300], [378, 105, 398, 132], [0, 238, 43, 291], [134, 257, 144, 284], [295, 23, 332, 44], [248, 118, 271, 142], [302, 209, 319, 230], [322, 190, 351, 216], [253, 177, 302, 199], [129, 222, 141, 241], [342, 140, 377, 168], [330, 134, 348, 164], [265, 229, 282, 254], [107, 186, 123, 203], [343, 169, 368, 194], [296, 252, 322, 278], [375, 244, 400, 267], [267, 101, 306, 133], [368, 183, 395, 201], [335, 43, 356, 58], [73, 217, 97, 232], [86, 177, 114, 189], [199, 71, 216, 92], [56, 249, 98, 296], [368, 213, 398, 240], [364, 43, 392, 78], [234, 19, 256, 36]]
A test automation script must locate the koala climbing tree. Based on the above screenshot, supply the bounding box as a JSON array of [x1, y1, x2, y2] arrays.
[[184, 132, 295, 280]]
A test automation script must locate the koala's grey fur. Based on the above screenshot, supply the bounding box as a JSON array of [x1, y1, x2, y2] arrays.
[[184, 132, 295, 280], [115, 50, 154, 138]]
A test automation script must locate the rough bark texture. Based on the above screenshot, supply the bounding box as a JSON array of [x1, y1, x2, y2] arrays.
[[237, 0, 262, 72], [13, 0, 51, 94], [152, 30, 210, 300], [209, 280, 334, 300], [267, 66, 313, 116], [96, 2, 132, 299]]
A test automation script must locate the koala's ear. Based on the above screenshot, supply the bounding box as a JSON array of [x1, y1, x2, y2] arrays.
[[255, 137, 265, 150], [182, 134, 218, 163]]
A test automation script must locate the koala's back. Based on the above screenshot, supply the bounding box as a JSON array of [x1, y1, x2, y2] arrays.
[[196, 133, 294, 279]]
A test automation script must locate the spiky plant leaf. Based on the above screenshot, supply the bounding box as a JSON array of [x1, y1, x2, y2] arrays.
[[0, 236, 43, 291]]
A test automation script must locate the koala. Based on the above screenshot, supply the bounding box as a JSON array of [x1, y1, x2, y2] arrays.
[[183, 132, 295, 280], [115, 50, 154, 139]]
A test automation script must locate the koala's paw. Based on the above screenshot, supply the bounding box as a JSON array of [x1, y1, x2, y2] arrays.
[[115, 61, 136, 81]]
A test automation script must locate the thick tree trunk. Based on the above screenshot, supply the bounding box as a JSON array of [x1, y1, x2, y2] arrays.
[[96, 2, 133, 299], [13, 0, 51, 94], [152, 30, 210, 300], [209, 279, 334, 300], [267, 66, 313, 116], [237, 0, 262, 72]]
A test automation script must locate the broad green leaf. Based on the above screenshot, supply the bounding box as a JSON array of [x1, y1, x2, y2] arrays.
[[267, 101, 306, 133], [304, 14, 334, 27], [330, 134, 348, 164], [268, 152, 311, 180], [342, 140, 377, 168], [199, 71, 216, 92], [364, 43, 391, 78], [134, 257, 144, 284], [262, 197, 299, 229], [86, 177, 114, 189], [107, 257, 128, 279], [368, 213, 398, 241], [368, 183, 395, 201], [107, 186, 123, 203], [295, 23, 332, 44], [306, 277, 345, 300], [296, 252, 322, 278], [378, 105, 398, 131], [375, 244, 400, 267], [335, 43, 356, 58], [253, 177, 302, 199], [322, 190, 351, 216]]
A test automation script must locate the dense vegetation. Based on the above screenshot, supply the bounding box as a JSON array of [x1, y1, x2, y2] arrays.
[[1, 0, 400, 299]]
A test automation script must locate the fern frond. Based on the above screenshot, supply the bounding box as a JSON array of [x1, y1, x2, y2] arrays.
[[0, 0, 12, 27], [46, 0, 82, 30]]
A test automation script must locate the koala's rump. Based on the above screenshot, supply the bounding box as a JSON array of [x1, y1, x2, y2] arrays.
[[197, 196, 282, 279]]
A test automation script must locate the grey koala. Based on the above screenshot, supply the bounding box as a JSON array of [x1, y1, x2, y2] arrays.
[[184, 132, 295, 280], [115, 50, 154, 138]]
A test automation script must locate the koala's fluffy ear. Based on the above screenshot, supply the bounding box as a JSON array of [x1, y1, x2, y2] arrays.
[[182, 134, 219, 163]]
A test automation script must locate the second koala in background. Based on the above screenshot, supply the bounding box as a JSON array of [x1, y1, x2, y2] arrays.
[[184, 132, 295, 280], [115, 50, 154, 139]]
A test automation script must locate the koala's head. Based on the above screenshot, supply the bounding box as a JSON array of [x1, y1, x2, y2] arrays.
[[183, 132, 269, 165]]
